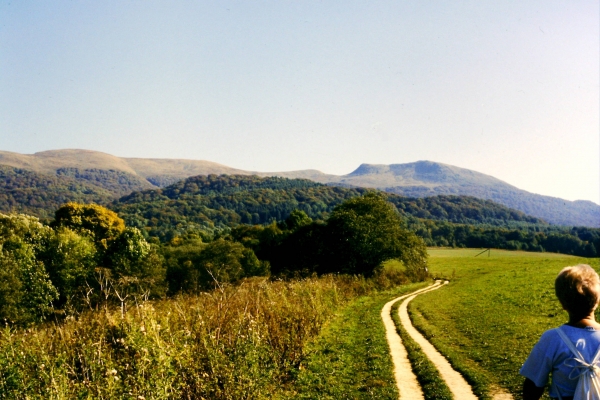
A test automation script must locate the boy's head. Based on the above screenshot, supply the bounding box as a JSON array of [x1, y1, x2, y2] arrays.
[[555, 264, 600, 317]]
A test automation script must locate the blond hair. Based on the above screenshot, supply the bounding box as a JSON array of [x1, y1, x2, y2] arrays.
[[555, 264, 600, 317]]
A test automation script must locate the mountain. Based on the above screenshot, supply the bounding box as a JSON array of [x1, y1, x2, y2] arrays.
[[314, 162, 600, 228], [0, 149, 598, 227], [0, 149, 251, 186]]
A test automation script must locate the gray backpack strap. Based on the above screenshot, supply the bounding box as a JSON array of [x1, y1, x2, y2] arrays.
[[557, 327, 586, 361], [556, 326, 600, 399]]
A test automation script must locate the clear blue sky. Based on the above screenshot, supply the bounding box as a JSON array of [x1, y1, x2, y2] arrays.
[[1, 1, 598, 203]]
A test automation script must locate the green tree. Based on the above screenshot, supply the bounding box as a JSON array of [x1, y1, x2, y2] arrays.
[[280, 209, 313, 231], [42, 227, 97, 305], [106, 227, 166, 298], [324, 192, 428, 278], [52, 203, 125, 247], [0, 213, 58, 324], [164, 238, 266, 293]]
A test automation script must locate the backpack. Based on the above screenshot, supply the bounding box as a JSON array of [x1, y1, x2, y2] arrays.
[[554, 327, 600, 400]]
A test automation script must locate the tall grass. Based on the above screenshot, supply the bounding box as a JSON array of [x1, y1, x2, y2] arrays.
[[0, 268, 410, 399]]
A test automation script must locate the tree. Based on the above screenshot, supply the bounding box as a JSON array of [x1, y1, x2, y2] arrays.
[[0, 213, 58, 324], [105, 227, 166, 298], [164, 238, 267, 293], [280, 210, 313, 231], [324, 192, 428, 278], [52, 203, 125, 247], [42, 227, 97, 305]]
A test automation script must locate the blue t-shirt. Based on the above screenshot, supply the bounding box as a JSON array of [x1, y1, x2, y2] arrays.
[[520, 325, 600, 398]]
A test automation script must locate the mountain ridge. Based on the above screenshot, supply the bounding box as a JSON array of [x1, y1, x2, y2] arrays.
[[0, 149, 597, 227]]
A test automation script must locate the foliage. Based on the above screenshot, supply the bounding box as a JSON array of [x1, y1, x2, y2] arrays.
[[5, 169, 595, 257], [164, 238, 267, 294], [249, 194, 429, 279], [56, 167, 154, 196], [111, 174, 553, 242], [0, 274, 406, 399], [324, 192, 428, 277], [0, 207, 164, 325], [42, 227, 97, 305], [0, 213, 58, 324], [52, 202, 126, 244], [386, 180, 600, 228], [409, 218, 600, 257], [0, 165, 113, 218]]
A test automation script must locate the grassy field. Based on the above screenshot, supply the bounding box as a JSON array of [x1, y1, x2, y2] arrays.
[[2, 248, 597, 399], [278, 282, 427, 399], [406, 248, 600, 399], [0, 268, 415, 399]]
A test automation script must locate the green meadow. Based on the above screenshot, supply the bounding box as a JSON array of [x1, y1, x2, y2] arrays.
[[405, 248, 600, 399], [1, 248, 598, 399]]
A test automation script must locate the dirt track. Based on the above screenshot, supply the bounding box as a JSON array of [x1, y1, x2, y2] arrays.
[[382, 281, 514, 399]]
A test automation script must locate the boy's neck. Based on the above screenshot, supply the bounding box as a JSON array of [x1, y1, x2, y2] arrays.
[[567, 312, 600, 329]]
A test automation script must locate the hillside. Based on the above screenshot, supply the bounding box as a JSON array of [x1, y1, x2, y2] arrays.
[[110, 174, 547, 241], [0, 165, 114, 218], [0, 149, 598, 227], [332, 161, 600, 228]]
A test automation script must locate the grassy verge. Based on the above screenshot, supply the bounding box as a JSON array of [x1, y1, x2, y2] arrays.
[[277, 282, 428, 399], [390, 300, 453, 400], [409, 248, 599, 399], [0, 267, 419, 399]]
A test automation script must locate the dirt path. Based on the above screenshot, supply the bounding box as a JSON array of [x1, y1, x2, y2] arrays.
[[381, 282, 442, 400], [399, 281, 477, 399], [383, 281, 514, 400]]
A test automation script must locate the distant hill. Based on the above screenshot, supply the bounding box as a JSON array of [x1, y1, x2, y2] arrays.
[[0, 149, 598, 227], [110, 174, 547, 241], [0, 165, 114, 218], [323, 162, 600, 228]]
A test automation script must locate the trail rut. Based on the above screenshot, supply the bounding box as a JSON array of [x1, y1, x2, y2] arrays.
[[382, 282, 514, 399]]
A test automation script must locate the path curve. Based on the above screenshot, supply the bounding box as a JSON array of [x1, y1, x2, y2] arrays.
[[383, 281, 514, 400], [381, 282, 442, 400], [399, 281, 478, 399]]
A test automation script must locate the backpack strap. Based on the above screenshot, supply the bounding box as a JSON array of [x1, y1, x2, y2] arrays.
[[556, 326, 600, 380], [557, 327, 586, 362]]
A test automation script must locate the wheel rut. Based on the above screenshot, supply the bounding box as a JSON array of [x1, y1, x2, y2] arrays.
[[382, 281, 514, 399]]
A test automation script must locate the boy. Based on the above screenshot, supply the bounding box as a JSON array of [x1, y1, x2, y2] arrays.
[[521, 264, 600, 400]]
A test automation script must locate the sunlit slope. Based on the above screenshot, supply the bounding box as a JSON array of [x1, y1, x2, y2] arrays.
[[0, 150, 597, 226], [332, 162, 600, 227], [408, 249, 600, 398]]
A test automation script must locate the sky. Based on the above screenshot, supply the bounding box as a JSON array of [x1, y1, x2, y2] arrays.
[[1, 1, 599, 204]]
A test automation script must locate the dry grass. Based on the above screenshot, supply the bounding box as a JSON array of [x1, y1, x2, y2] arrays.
[[0, 269, 409, 399]]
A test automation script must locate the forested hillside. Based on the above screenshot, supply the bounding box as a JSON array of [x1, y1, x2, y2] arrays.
[[111, 174, 547, 241], [1, 149, 598, 227], [109, 175, 599, 257], [0, 166, 114, 218], [55, 167, 155, 196], [335, 161, 600, 227]]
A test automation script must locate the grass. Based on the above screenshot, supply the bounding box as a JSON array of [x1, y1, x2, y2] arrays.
[[0, 267, 414, 399], [279, 282, 427, 399], [5, 248, 591, 399], [408, 248, 600, 399]]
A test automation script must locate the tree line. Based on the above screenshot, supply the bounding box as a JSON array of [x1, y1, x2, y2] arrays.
[[0, 193, 428, 326]]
